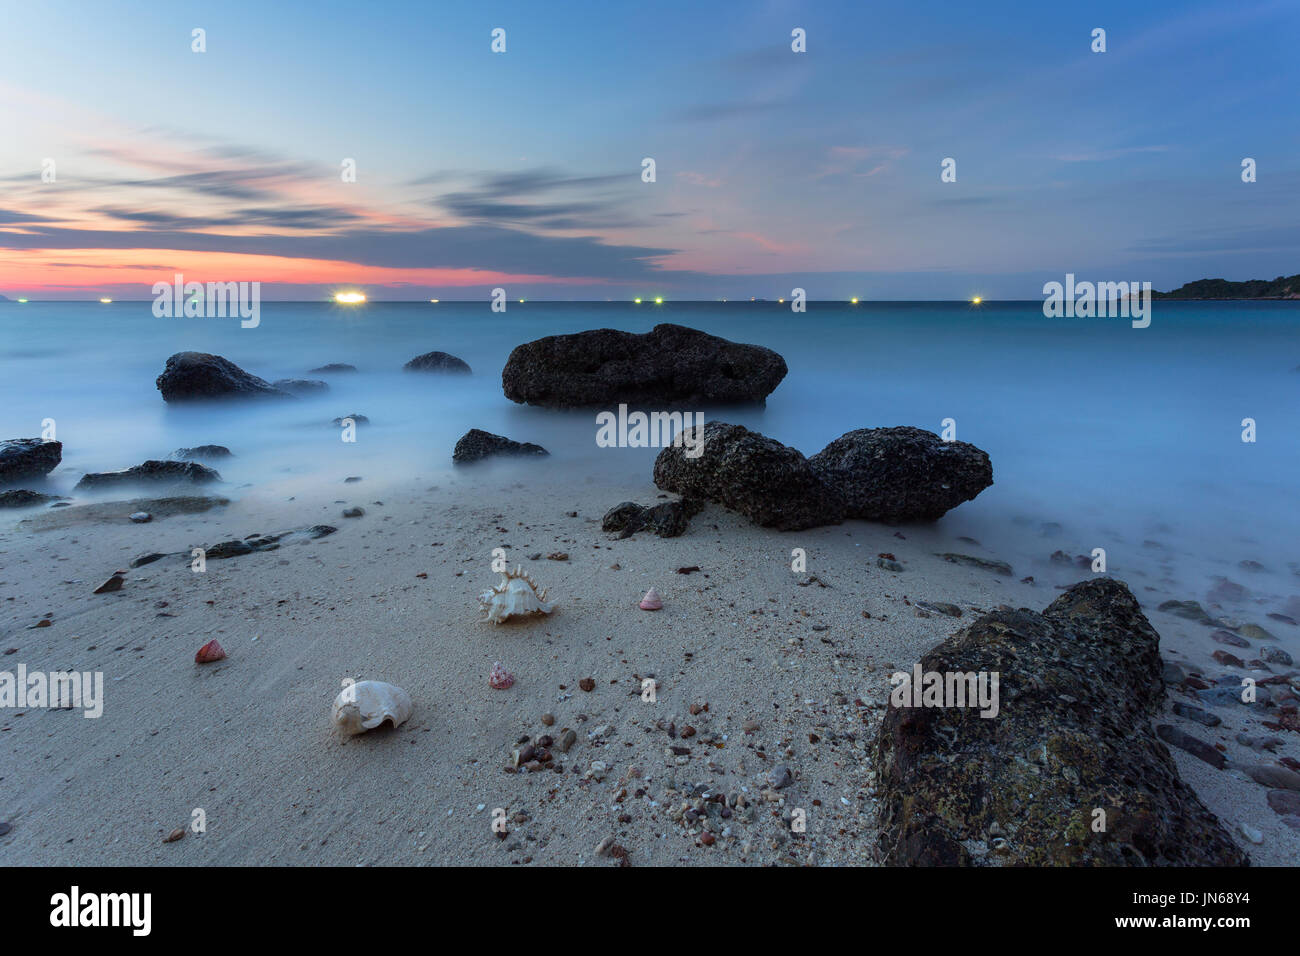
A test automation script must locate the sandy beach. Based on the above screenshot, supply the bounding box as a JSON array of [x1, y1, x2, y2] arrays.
[[1, 458, 1294, 867]]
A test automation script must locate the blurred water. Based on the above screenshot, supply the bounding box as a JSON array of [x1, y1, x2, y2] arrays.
[[2, 299, 1297, 608]]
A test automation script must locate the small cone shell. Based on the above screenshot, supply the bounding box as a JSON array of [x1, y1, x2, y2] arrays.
[[194, 639, 226, 663], [639, 588, 663, 611]]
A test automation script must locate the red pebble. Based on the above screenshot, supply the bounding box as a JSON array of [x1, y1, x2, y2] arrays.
[[194, 640, 226, 664]]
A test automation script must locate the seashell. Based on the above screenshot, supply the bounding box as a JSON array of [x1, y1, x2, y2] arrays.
[[331, 680, 412, 735], [194, 639, 226, 663], [639, 588, 662, 611], [489, 661, 515, 689], [479, 565, 555, 624]]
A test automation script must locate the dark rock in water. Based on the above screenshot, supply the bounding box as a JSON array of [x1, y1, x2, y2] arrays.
[[874, 578, 1249, 866], [206, 539, 255, 559], [0, 438, 62, 484], [404, 351, 471, 374], [1211, 649, 1245, 668], [1161, 661, 1187, 685], [652, 421, 843, 532], [305, 525, 337, 539], [1157, 725, 1227, 769], [1207, 576, 1248, 605], [1211, 629, 1250, 648], [807, 426, 993, 522], [332, 414, 369, 427], [172, 445, 233, 462], [502, 323, 787, 408], [452, 428, 549, 464], [0, 489, 67, 508], [75, 460, 221, 491], [309, 363, 357, 374], [155, 352, 294, 402], [342, 506, 364, 518], [1262, 646, 1293, 666], [934, 553, 1012, 576], [1157, 599, 1214, 625], [602, 498, 703, 539], [272, 378, 329, 395], [1196, 685, 1267, 709]]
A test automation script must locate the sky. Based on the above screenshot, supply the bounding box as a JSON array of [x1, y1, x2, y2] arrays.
[[1, 0, 1297, 300]]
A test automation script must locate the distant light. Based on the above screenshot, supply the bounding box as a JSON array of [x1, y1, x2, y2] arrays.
[[429, 298, 439, 303], [778, 298, 784, 304], [850, 297, 859, 305], [971, 296, 983, 305], [334, 292, 366, 304], [654, 296, 663, 305], [99, 297, 113, 304], [634, 297, 642, 304], [17, 298, 28, 303], [518, 298, 525, 303]]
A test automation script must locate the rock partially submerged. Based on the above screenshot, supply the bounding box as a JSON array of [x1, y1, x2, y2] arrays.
[[0, 438, 62, 484], [272, 378, 329, 395], [75, 460, 221, 491], [172, 445, 233, 462], [602, 498, 703, 538], [155, 352, 294, 402], [404, 351, 471, 373], [653, 422, 843, 531], [874, 578, 1249, 866], [309, 363, 357, 374], [0, 489, 67, 508], [808, 426, 992, 522], [502, 323, 788, 408], [452, 429, 549, 464]]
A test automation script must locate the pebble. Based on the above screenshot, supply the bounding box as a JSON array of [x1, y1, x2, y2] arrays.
[[93, 573, 125, 594], [742, 719, 760, 733], [1245, 765, 1300, 791], [768, 765, 793, 790], [1172, 702, 1221, 727], [578, 677, 595, 692], [1237, 822, 1264, 844], [1156, 724, 1225, 769], [128, 511, 152, 523], [541, 713, 555, 726], [1262, 646, 1293, 666], [558, 729, 577, 753], [163, 828, 185, 843], [1211, 630, 1251, 648], [595, 836, 614, 857], [342, 507, 364, 518], [1267, 790, 1300, 816]]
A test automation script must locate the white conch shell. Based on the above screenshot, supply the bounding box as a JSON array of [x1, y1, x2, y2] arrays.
[[331, 680, 412, 735], [479, 565, 555, 624]]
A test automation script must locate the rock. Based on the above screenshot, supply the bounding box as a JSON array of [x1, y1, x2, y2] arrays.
[[197, 525, 335, 562], [1262, 646, 1293, 666], [916, 601, 963, 617], [1211, 629, 1250, 648], [601, 499, 702, 538], [75, 460, 220, 491], [1172, 702, 1221, 726], [1196, 686, 1263, 709], [0, 490, 66, 508], [1237, 822, 1264, 844], [503, 323, 787, 408], [1157, 600, 1214, 624], [1207, 577, 1248, 604], [1238, 623, 1276, 641], [172, 445, 233, 462], [558, 729, 577, 753], [0, 438, 62, 484], [1267, 790, 1300, 816], [768, 765, 793, 790], [1244, 765, 1300, 791], [452, 429, 548, 464], [1236, 733, 1283, 752], [130, 552, 170, 568], [578, 677, 595, 692], [1212, 650, 1245, 668], [332, 414, 369, 427], [877, 557, 904, 571], [807, 426, 993, 522], [875, 578, 1248, 866], [342, 507, 364, 518], [404, 351, 471, 373], [934, 553, 1013, 575], [309, 363, 357, 374], [129, 511, 152, 523], [163, 828, 185, 844], [272, 378, 329, 395], [652, 422, 844, 531], [541, 713, 555, 726], [1161, 661, 1187, 684], [93, 573, 125, 594], [155, 351, 294, 402]]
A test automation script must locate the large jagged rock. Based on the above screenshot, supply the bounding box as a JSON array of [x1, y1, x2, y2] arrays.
[[502, 323, 787, 408], [404, 351, 471, 373], [172, 445, 233, 462], [75, 460, 222, 491], [452, 429, 548, 464], [874, 578, 1250, 867], [0, 438, 62, 484], [155, 352, 294, 402], [602, 498, 703, 538], [808, 426, 992, 522], [652, 421, 843, 531]]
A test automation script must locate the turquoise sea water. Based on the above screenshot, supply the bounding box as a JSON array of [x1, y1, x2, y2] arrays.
[[2, 299, 1297, 612]]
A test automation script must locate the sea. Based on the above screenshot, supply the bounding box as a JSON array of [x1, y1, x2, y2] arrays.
[[2, 299, 1297, 620]]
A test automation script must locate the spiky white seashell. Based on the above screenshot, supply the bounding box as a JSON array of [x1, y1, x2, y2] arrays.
[[479, 565, 555, 624], [331, 680, 412, 735]]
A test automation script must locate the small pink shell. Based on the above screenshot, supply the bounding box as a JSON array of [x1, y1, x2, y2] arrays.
[[194, 639, 226, 664], [639, 588, 662, 611], [489, 661, 515, 689]]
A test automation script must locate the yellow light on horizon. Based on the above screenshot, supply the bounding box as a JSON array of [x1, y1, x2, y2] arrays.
[[17, 298, 28, 303], [654, 296, 663, 304], [99, 297, 113, 304], [334, 291, 366, 304], [971, 296, 983, 305], [850, 297, 859, 305], [429, 298, 439, 303], [634, 297, 642, 304]]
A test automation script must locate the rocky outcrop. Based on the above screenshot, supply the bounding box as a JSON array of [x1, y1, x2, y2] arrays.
[[0, 490, 66, 508], [452, 429, 549, 464], [602, 498, 702, 538], [75, 460, 221, 491], [272, 378, 329, 395], [874, 578, 1249, 867], [155, 352, 294, 402], [0, 438, 62, 484], [309, 363, 357, 374], [652, 422, 843, 531], [404, 351, 471, 373], [502, 323, 787, 408], [172, 445, 233, 461], [808, 426, 992, 522]]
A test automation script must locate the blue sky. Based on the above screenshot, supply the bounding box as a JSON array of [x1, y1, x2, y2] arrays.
[[1, 0, 1297, 298]]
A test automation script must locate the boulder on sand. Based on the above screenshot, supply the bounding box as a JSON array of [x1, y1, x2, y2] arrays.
[[75, 460, 221, 491], [452, 429, 549, 464], [808, 426, 992, 522], [0, 438, 62, 484], [155, 352, 294, 402], [404, 351, 471, 374], [652, 422, 843, 531], [874, 578, 1250, 866], [502, 323, 787, 408]]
